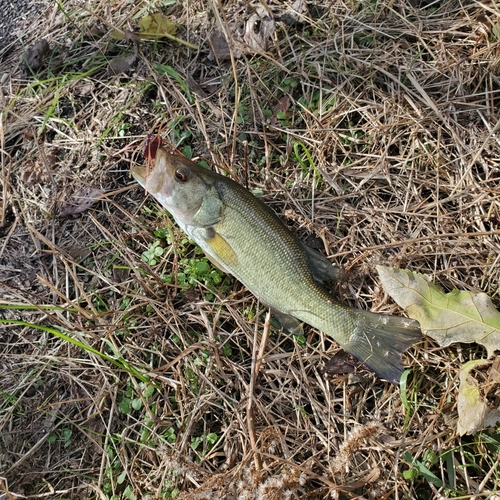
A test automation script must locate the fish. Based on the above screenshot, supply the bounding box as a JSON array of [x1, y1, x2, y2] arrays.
[[132, 145, 422, 384]]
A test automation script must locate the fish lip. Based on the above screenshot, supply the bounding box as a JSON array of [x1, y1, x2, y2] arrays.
[[132, 146, 168, 187], [131, 165, 147, 186], [132, 148, 173, 201]]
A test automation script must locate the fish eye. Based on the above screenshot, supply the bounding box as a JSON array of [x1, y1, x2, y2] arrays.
[[174, 168, 189, 183]]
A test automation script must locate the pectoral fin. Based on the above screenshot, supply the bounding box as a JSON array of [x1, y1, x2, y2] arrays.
[[204, 227, 238, 268]]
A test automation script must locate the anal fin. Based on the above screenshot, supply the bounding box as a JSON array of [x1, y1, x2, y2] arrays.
[[272, 310, 304, 336]]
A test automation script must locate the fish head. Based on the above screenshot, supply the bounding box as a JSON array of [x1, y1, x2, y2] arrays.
[[132, 146, 215, 225]]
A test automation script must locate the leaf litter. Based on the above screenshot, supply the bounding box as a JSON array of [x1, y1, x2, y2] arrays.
[[22, 38, 50, 73], [378, 266, 500, 437]]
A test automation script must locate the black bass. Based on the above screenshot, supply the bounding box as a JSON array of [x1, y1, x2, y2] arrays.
[[132, 146, 421, 384]]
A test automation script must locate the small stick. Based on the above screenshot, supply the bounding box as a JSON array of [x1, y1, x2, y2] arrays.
[[247, 309, 271, 470], [254, 310, 271, 386]]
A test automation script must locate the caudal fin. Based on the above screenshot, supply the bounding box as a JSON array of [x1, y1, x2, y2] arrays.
[[340, 311, 421, 384]]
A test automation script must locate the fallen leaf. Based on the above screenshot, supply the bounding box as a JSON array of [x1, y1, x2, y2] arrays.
[[124, 29, 141, 46], [20, 159, 51, 185], [111, 30, 127, 41], [276, 0, 309, 25], [65, 245, 91, 261], [488, 357, 500, 383], [108, 52, 137, 76], [242, 6, 275, 53], [457, 359, 500, 435], [24, 39, 50, 72], [23, 128, 36, 141], [111, 14, 197, 49], [109, 28, 140, 52], [45, 152, 57, 168], [323, 351, 356, 376], [113, 266, 130, 283], [59, 187, 103, 216], [270, 96, 291, 126], [376, 266, 500, 357], [112, 13, 176, 40], [477, 14, 491, 30], [74, 81, 94, 96], [138, 12, 177, 38], [208, 31, 231, 61]]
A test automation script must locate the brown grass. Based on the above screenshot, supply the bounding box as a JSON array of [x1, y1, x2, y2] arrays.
[[1, 0, 500, 498]]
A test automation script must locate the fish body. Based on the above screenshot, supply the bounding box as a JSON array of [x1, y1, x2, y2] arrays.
[[132, 146, 421, 384]]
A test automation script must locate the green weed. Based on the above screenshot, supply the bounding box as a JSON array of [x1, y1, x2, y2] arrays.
[[118, 380, 156, 415], [47, 427, 73, 448], [142, 240, 166, 266], [402, 449, 443, 487], [191, 432, 218, 457]]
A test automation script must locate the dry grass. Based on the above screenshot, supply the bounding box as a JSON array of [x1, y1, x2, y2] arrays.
[[1, 0, 500, 498]]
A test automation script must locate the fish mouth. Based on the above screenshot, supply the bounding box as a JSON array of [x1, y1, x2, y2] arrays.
[[132, 146, 167, 188], [131, 165, 148, 187], [132, 151, 172, 200]]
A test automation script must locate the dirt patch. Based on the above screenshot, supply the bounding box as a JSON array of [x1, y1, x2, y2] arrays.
[[0, 0, 51, 57]]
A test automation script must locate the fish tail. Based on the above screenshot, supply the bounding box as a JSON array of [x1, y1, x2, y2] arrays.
[[340, 311, 421, 384]]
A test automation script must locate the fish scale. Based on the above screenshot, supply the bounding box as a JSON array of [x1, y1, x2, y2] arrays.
[[217, 181, 356, 332], [133, 146, 422, 384]]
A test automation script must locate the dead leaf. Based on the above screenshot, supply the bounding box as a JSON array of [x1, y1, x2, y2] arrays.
[[242, 7, 275, 53], [89, 25, 106, 37], [74, 81, 94, 96], [108, 52, 137, 76], [113, 266, 130, 283], [23, 39, 50, 72], [477, 14, 492, 30], [111, 13, 197, 49], [64, 245, 91, 262], [323, 351, 356, 376], [457, 359, 500, 435], [488, 357, 500, 383], [59, 187, 103, 216], [23, 128, 36, 141], [270, 96, 291, 126], [20, 160, 50, 185], [46, 152, 57, 168], [376, 266, 500, 357], [208, 5, 275, 61], [276, 0, 309, 25], [112, 13, 176, 41], [111, 30, 126, 41], [209, 31, 231, 61], [124, 29, 140, 46], [138, 12, 177, 38]]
